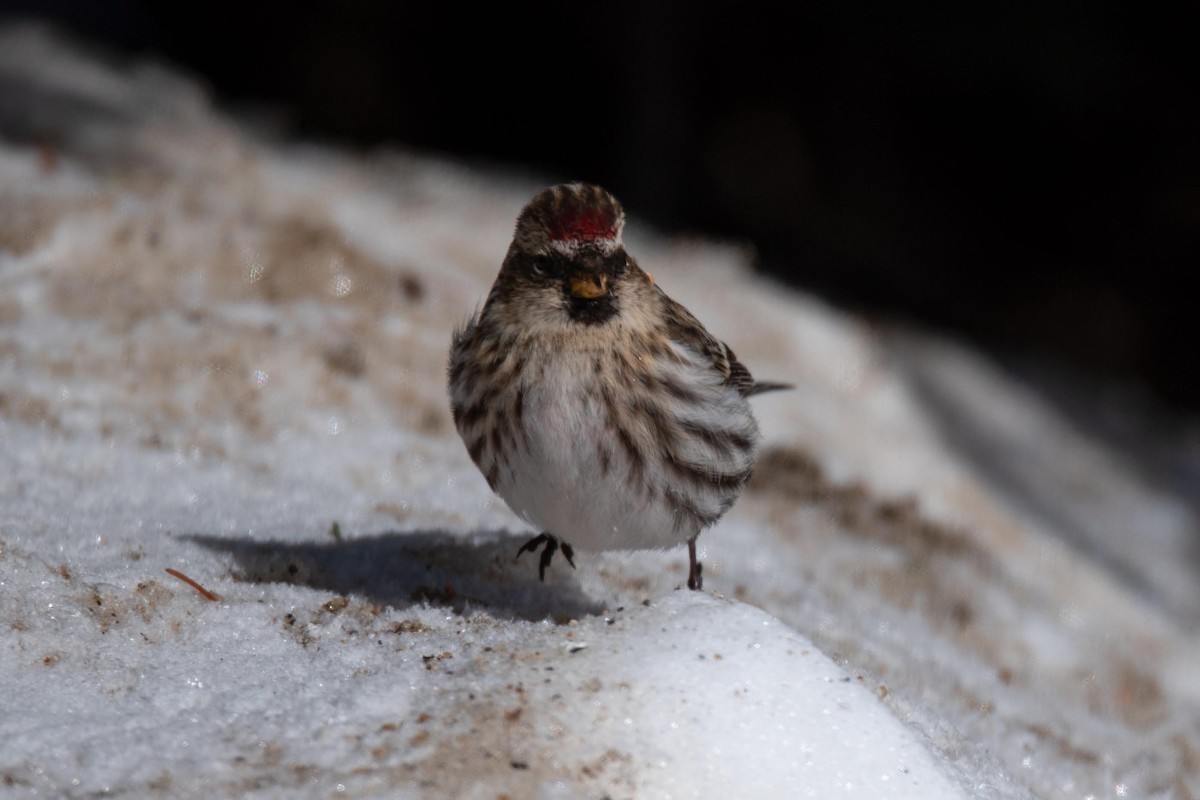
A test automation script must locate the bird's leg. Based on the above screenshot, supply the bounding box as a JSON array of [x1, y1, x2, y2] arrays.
[[515, 533, 576, 581], [536, 536, 558, 581], [687, 537, 703, 591]]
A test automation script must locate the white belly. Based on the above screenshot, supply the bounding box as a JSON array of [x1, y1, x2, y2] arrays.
[[497, 397, 683, 550], [492, 355, 756, 552]]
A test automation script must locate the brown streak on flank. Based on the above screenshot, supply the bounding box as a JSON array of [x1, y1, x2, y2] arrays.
[[508, 354, 524, 382], [510, 386, 530, 453], [611, 351, 634, 389], [668, 449, 747, 490], [447, 357, 464, 387], [680, 418, 753, 458], [488, 417, 512, 477], [597, 441, 613, 477], [603, 387, 645, 487], [658, 339, 689, 367], [658, 374, 702, 404], [457, 398, 489, 429], [666, 448, 751, 490], [613, 421, 644, 486], [466, 434, 486, 467], [512, 386, 525, 426], [488, 421, 503, 460], [633, 398, 748, 489], [487, 350, 506, 376]]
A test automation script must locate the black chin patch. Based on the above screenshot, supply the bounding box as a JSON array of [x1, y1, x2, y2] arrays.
[[566, 292, 619, 325]]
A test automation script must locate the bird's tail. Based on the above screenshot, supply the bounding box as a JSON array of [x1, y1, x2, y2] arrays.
[[747, 381, 793, 396]]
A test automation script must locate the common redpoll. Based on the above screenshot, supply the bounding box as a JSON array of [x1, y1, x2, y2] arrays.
[[448, 183, 784, 590]]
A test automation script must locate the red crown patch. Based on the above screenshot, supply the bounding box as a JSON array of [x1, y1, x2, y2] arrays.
[[545, 206, 618, 242]]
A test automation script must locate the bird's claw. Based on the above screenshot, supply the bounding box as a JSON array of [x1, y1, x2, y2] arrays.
[[516, 533, 576, 581]]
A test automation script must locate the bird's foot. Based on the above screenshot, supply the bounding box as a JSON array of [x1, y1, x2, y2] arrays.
[[515, 533, 576, 581], [687, 537, 703, 591]]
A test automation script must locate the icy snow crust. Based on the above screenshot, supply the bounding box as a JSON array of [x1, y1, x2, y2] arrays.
[[2, 25, 1199, 799]]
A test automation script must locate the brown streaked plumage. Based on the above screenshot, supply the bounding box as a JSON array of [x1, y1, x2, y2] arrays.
[[448, 183, 785, 589]]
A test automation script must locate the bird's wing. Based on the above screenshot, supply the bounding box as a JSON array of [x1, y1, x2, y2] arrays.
[[660, 292, 760, 397]]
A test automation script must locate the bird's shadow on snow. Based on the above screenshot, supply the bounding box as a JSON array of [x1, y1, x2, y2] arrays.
[[184, 530, 603, 622]]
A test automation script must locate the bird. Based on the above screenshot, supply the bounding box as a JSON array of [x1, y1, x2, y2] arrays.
[[448, 183, 785, 590]]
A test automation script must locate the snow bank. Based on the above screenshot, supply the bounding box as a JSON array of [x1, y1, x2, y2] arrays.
[[0, 541, 961, 798]]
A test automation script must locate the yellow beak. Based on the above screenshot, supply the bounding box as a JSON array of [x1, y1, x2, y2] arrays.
[[568, 273, 609, 299]]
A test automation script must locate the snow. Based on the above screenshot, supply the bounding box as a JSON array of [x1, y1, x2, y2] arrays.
[[2, 23, 1199, 799], [0, 548, 960, 798]]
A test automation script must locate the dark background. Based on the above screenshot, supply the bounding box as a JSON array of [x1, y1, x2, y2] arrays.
[[5, 1, 1199, 416]]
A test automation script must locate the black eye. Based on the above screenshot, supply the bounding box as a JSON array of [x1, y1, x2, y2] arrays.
[[531, 257, 550, 276]]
